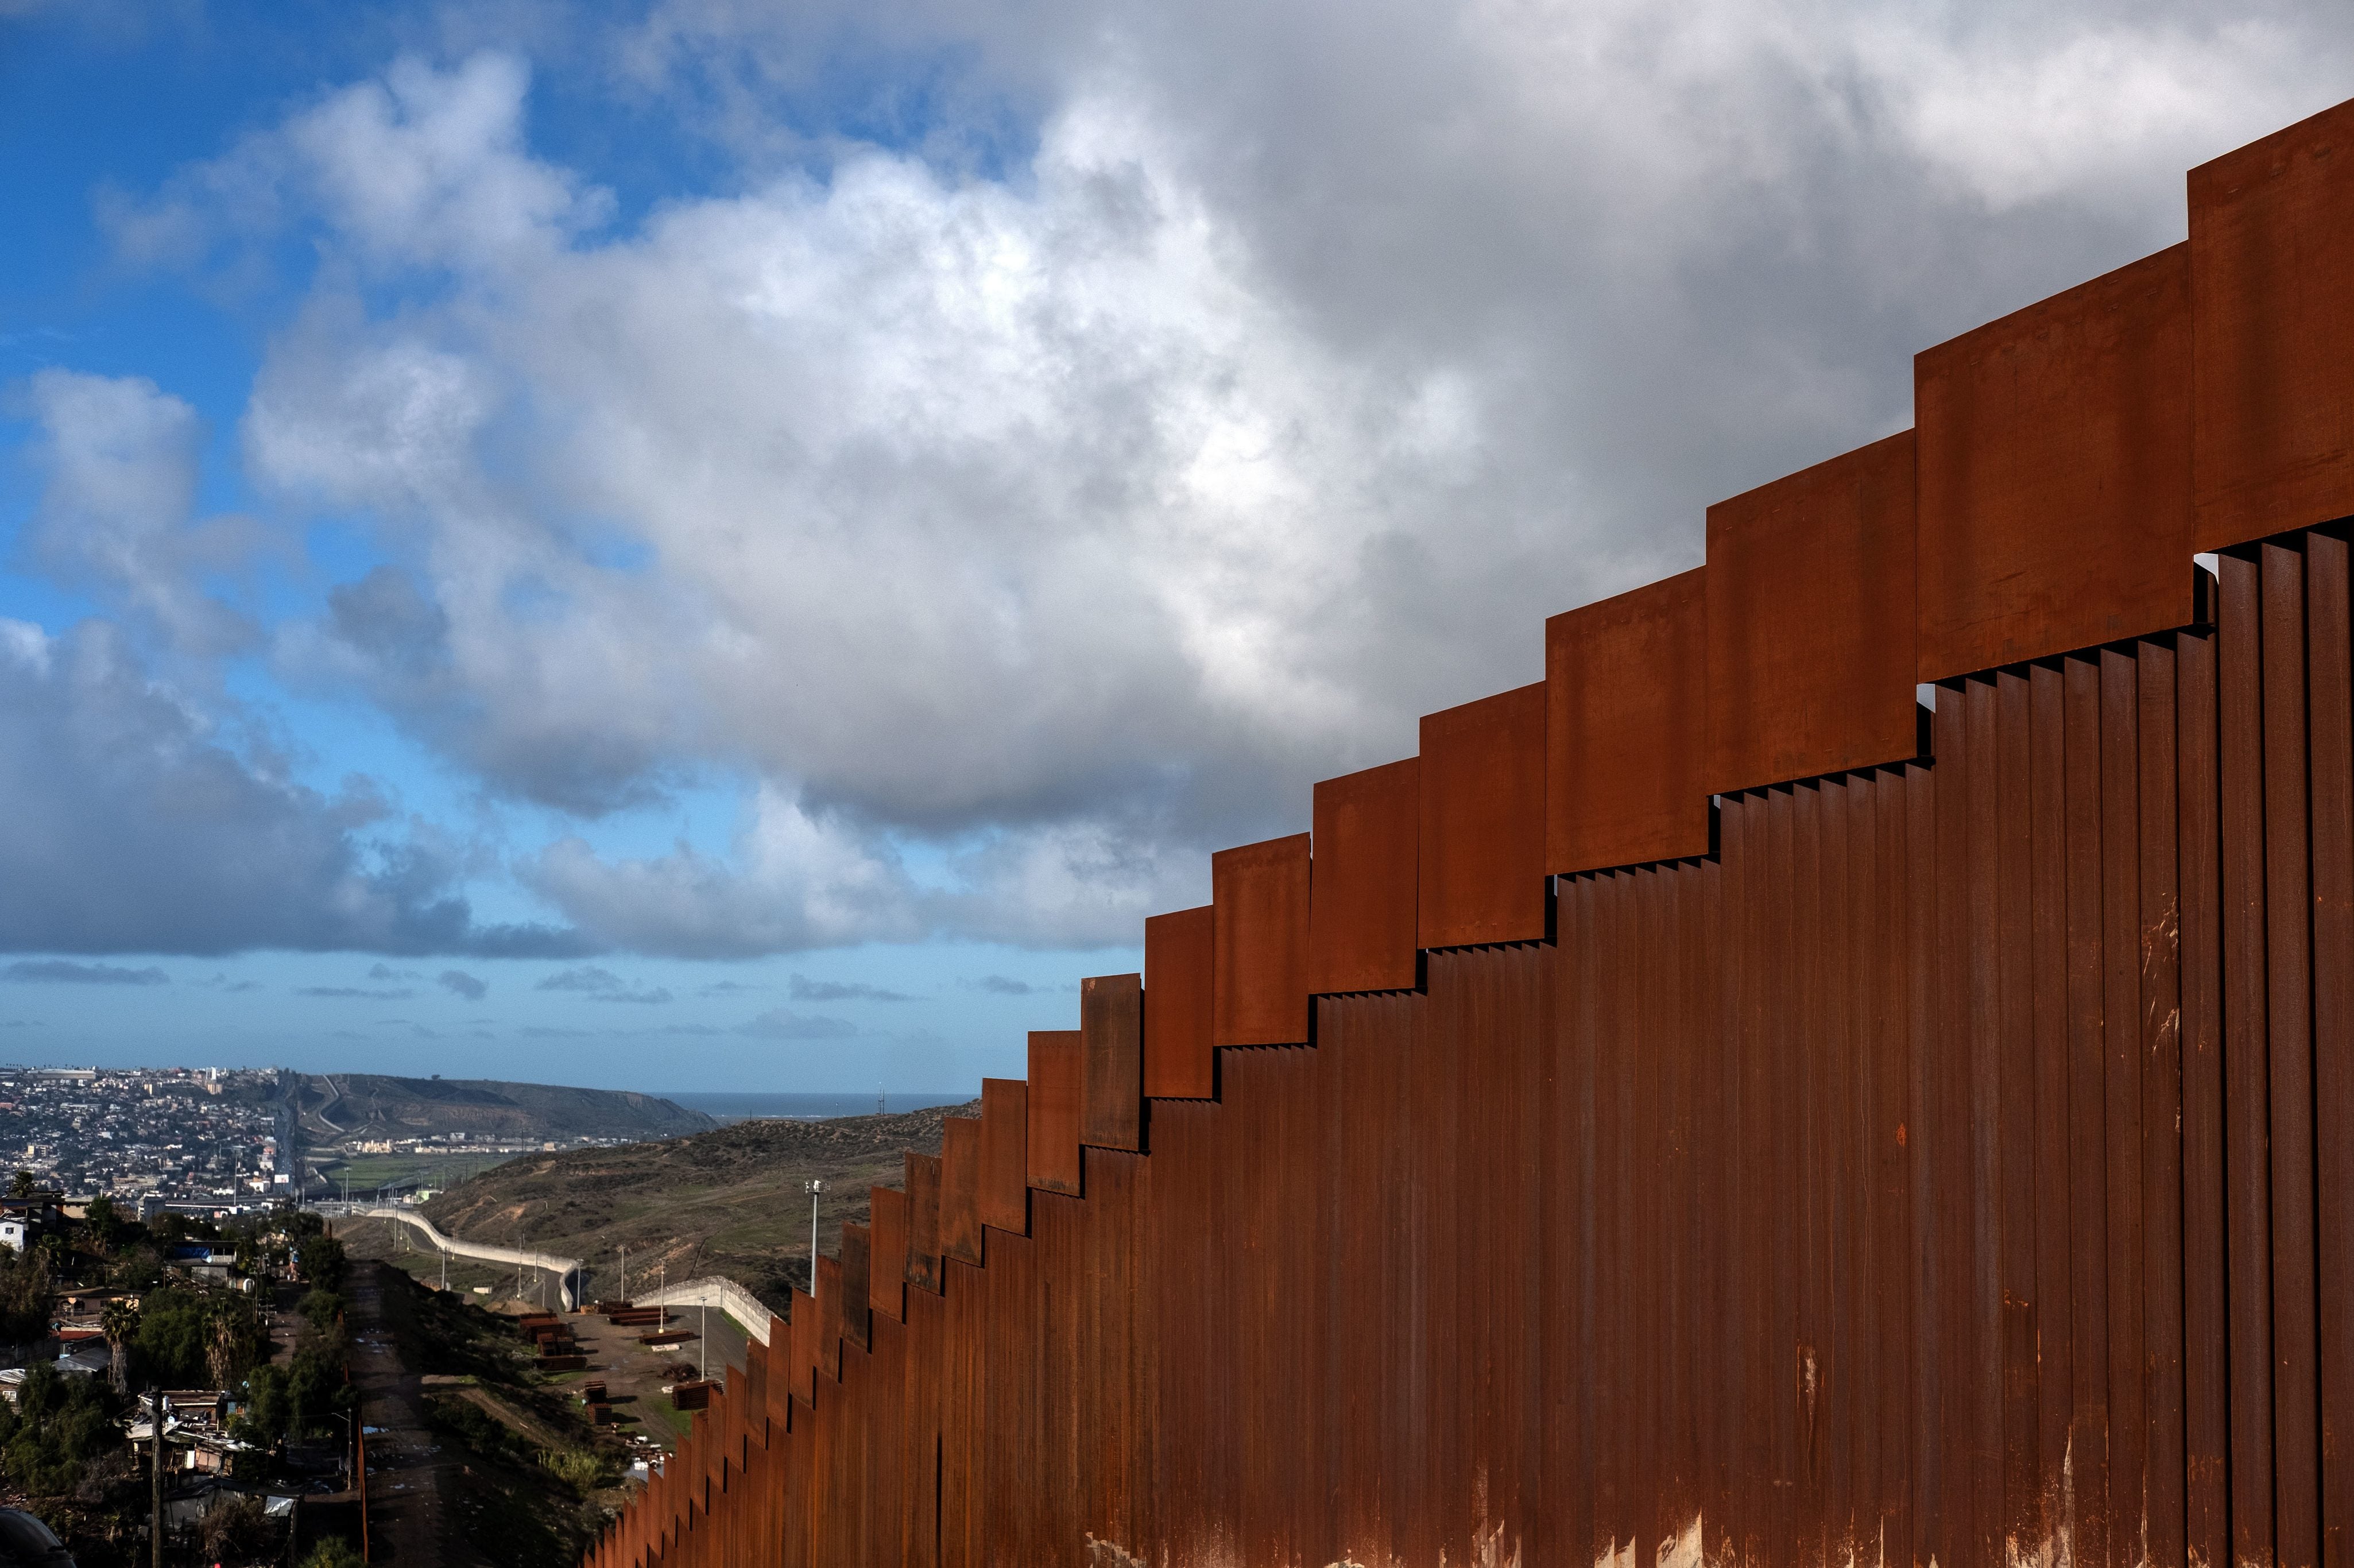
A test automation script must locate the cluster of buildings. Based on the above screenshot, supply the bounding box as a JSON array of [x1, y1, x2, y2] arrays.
[[0, 1066, 295, 1217]]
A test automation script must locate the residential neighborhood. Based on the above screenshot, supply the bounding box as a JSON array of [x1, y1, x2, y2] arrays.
[[0, 1068, 290, 1219]]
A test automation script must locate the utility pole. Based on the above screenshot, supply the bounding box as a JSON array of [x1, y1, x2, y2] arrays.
[[148, 1387, 162, 1568], [806, 1179, 822, 1294]]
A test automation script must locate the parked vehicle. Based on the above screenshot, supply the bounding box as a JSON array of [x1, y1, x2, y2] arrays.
[[0, 1510, 75, 1567]]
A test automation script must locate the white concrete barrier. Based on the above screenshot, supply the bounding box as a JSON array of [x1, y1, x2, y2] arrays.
[[362, 1208, 583, 1310], [634, 1276, 781, 1347]]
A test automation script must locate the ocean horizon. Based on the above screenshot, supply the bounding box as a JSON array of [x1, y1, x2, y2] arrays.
[[662, 1090, 973, 1124]]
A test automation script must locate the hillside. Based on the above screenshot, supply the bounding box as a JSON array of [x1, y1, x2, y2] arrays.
[[344, 1102, 975, 1313], [286, 1072, 715, 1147]]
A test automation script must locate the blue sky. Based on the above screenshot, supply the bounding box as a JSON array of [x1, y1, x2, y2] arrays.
[[0, 0, 2347, 1091]]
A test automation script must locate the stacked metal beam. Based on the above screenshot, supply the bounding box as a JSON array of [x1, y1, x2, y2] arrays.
[[586, 95, 2354, 1568]]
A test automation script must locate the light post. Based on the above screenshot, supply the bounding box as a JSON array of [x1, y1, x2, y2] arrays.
[[147, 1388, 163, 1568], [806, 1179, 822, 1295]]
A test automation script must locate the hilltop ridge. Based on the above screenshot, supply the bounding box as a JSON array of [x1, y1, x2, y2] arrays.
[[286, 1072, 716, 1148]]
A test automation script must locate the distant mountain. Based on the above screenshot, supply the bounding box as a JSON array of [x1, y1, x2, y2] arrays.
[[284, 1072, 717, 1147]]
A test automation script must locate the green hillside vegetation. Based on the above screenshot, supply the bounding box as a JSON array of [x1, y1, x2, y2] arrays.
[[346, 1103, 973, 1313]]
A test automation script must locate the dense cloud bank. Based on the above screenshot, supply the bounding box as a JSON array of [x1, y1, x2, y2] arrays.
[[10, 2, 2354, 957], [0, 617, 584, 957]]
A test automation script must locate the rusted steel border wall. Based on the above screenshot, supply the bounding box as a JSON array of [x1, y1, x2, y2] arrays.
[[586, 98, 2354, 1568]]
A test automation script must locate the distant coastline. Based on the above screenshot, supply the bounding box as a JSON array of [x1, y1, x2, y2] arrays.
[[664, 1090, 971, 1124]]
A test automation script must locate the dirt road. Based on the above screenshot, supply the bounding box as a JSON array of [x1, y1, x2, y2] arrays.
[[347, 1260, 493, 1566]]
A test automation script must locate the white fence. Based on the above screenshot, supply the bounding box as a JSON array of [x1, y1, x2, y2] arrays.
[[362, 1208, 583, 1310], [633, 1276, 780, 1346]]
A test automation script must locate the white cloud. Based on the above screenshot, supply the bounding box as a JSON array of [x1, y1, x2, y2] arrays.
[[17, 370, 259, 657], [524, 786, 925, 957], [85, 12, 2354, 954], [0, 621, 586, 957]]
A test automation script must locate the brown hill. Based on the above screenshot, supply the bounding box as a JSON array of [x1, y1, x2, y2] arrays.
[[374, 1102, 975, 1314], [289, 1071, 715, 1146]]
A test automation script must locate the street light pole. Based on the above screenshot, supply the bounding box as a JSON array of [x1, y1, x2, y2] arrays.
[[806, 1179, 822, 1295], [148, 1388, 162, 1568]]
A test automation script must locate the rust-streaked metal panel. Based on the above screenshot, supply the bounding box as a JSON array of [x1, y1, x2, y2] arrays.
[[978, 1078, 1029, 1236], [868, 1186, 908, 1323], [1705, 432, 1919, 793], [2176, 623, 2232, 1568], [939, 1116, 982, 1265], [788, 1286, 819, 1408], [2260, 541, 2323, 1568], [816, 1254, 843, 1384], [1914, 245, 2195, 679], [1307, 757, 1419, 994], [904, 1149, 943, 1294], [1418, 683, 1548, 948], [2216, 551, 2277, 1567], [1545, 568, 1710, 873], [1143, 907, 1214, 1099], [841, 1222, 872, 1351], [2190, 98, 2354, 550], [1213, 833, 1311, 1046], [1026, 1029, 1083, 1194], [1082, 972, 1143, 1151], [2306, 534, 2354, 1568]]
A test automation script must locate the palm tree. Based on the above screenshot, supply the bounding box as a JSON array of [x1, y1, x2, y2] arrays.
[[100, 1299, 138, 1394], [206, 1302, 241, 1391]]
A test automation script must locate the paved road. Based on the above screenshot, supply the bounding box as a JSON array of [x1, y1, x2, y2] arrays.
[[347, 1260, 491, 1567]]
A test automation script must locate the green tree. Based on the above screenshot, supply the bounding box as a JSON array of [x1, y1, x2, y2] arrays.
[[100, 1299, 138, 1394], [203, 1296, 259, 1389], [0, 1362, 120, 1496], [129, 1288, 196, 1385], [0, 1241, 52, 1344], [7, 1171, 33, 1199], [237, 1317, 351, 1447], [302, 1539, 365, 1568], [82, 1195, 127, 1250], [297, 1233, 346, 1292]]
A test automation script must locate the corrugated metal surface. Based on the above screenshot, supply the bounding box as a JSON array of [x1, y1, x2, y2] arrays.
[[586, 94, 2354, 1568]]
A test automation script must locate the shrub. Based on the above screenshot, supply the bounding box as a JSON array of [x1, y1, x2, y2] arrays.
[[540, 1446, 615, 1492], [199, 1493, 273, 1559]]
